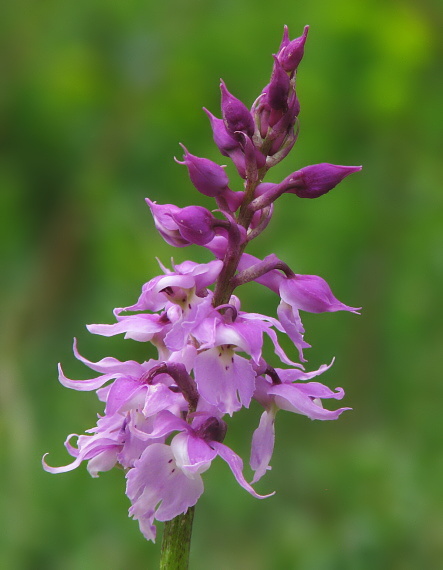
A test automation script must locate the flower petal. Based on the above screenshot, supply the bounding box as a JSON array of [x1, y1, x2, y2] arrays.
[[268, 383, 350, 420], [194, 349, 256, 415], [250, 409, 276, 484], [211, 441, 275, 499], [126, 443, 204, 541]]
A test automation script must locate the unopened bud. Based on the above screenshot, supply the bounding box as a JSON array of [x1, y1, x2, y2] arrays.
[[220, 79, 255, 140], [146, 199, 190, 247], [280, 274, 360, 314], [268, 56, 291, 112], [175, 144, 229, 197], [278, 25, 309, 73], [203, 107, 239, 156], [283, 163, 362, 198], [171, 205, 216, 245]]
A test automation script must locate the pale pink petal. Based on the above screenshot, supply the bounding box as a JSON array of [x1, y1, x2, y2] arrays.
[[58, 364, 117, 391], [126, 443, 204, 541], [277, 301, 310, 362], [268, 383, 350, 420], [211, 441, 275, 499], [276, 360, 334, 383], [194, 348, 256, 415], [73, 339, 144, 377], [171, 432, 216, 477], [250, 409, 276, 484]]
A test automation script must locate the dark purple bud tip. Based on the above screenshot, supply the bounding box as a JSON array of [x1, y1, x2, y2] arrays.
[[278, 25, 290, 52], [285, 163, 362, 198], [175, 143, 229, 197], [268, 55, 291, 111], [220, 79, 255, 140], [171, 205, 216, 245], [278, 25, 309, 73], [196, 416, 228, 443]]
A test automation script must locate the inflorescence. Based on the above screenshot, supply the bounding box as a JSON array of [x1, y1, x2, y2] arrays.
[[43, 25, 361, 542]]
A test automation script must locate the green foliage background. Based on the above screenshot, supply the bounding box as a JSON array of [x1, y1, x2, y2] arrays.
[[1, 0, 442, 568]]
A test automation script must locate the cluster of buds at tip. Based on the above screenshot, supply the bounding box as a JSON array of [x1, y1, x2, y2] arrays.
[[44, 25, 361, 544]]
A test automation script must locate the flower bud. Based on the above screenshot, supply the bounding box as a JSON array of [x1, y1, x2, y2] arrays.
[[146, 199, 190, 247], [280, 274, 360, 314], [220, 79, 255, 140], [277, 25, 290, 53], [236, 132, 265, 183], [203, 107, 239, 156], [171, 205, 216, 245], [283, 163, 362, 198], [278, 25, 309, 73], [268, 56, 291, 112], [175, 144, 229, 197]]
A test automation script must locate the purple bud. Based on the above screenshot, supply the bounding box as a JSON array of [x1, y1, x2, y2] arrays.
[[203, 107, 239, 156], [175, 144, 229, 197], [280, 274, 360, 314], [266, 128, 298, 167], [146, 199, 190, 247], [278, 25, 309, 73], [277, 25, 291, 53], [268, 56, 291, 112], [236, 132, 266, 183], [283, 163, 362, 198], [223, 189, 244, 212], [220, 79, 255, 140], [171, 205, 216, 245], [267, 91, 300, 155], [226, 147, 247, 178]]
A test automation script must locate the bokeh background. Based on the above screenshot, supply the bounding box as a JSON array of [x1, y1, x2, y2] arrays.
[[1, 0, 442, 568]]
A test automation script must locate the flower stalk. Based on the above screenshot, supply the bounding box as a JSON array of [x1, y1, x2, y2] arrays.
[[160, 508, 195, 570]]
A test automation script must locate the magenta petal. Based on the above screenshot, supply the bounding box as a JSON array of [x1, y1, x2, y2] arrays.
[[211, 441, 275, 499], [250, 410, 276, 484]]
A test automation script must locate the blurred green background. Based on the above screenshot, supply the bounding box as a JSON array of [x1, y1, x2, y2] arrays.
[[1, 0, 442, 568]]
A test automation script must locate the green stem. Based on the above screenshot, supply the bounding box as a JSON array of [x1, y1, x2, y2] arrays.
[[160, 507, 195, 569]]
